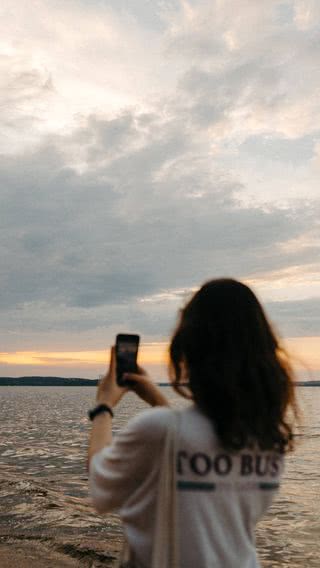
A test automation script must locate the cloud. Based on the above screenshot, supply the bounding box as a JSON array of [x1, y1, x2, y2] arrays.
[[294, 0, 320, 30], [0, 52, 55, 152], [0, 0, 319, 363], [0, 0, 177, 150], [172, 13, 320, 141], [1, 109, 319, 345], [267, 298, 320, 337]]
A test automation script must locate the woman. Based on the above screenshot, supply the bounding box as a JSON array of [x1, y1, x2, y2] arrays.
[[88, 278, 298, 567]]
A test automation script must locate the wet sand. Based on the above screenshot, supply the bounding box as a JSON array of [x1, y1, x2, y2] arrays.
[[0, 471, 123, 567]]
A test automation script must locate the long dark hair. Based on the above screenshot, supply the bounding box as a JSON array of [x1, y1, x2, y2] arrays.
[[169, 278, 298, 453]]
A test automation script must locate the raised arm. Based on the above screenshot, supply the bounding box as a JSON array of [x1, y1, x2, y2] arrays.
[[87, 347, 169, 468]]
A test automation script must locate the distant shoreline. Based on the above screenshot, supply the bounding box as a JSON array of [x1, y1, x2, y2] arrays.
[[0, 376, 319, 387], [0, 376, 98, 387]]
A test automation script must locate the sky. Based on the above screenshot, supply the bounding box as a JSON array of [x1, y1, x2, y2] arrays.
[[0, 0, 319, 379]]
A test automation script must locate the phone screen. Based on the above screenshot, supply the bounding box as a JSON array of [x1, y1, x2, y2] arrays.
[[116, 334, 140, 385]]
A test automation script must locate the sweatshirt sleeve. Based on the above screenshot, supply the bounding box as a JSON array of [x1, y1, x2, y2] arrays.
[[89, 406, 171, 514]]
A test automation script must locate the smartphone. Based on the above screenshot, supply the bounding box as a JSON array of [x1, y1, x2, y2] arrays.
[[115, 333, 140, 386]]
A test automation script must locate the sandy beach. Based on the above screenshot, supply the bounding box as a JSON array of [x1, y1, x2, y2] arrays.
[[0, 471, 123, 567], [0, 536, 121, 567]]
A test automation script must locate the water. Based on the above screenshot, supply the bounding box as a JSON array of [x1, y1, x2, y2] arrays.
[[0, 386, 319, 566]]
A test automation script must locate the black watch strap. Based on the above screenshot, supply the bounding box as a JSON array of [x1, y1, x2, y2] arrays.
[[88, 403, 114, 421]]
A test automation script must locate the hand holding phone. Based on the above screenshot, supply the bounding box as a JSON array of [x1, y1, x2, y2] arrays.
[[97, 334, 169, 407], [96, 345, 127, 408], [123, 367, 170, 407]]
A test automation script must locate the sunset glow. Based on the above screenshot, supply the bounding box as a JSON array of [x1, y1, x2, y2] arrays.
[[284, 337, 320, 374], [0, 343, 169, 369], [1, 338, 319, 376]]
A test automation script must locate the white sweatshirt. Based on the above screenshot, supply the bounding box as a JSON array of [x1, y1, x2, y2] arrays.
[[89, 405, 283, 568]]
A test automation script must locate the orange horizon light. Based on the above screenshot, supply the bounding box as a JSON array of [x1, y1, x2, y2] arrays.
[[0, 337, 319, 373], [0, 343, 169, 367]]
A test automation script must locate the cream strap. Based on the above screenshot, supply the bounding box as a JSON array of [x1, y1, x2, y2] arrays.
[[151, 409, 180, 568], [119, 410, 180, 568]]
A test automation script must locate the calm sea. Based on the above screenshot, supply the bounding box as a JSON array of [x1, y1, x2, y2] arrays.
[[0, 386, 319, 566]]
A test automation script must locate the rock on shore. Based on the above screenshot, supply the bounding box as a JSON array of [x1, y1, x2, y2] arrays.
[[0, 470, 124, 567]]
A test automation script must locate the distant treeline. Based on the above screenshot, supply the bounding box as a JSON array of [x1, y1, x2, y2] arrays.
[[0, 376, 171, 387], [295, 381, 320, 386], [0, 376, 98, 386], [0, 377, 319, 387]]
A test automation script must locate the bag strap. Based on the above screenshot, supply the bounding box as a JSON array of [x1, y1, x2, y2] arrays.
[[151, 410, 180, 568]]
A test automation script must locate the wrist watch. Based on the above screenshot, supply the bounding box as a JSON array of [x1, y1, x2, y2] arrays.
[[88, 403, 114, 421]]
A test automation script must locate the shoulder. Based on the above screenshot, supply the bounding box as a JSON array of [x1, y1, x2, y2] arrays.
[[124, 406, 175, 442], [120, 405, 211, 447], [127, 405, 174, 431]]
